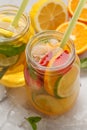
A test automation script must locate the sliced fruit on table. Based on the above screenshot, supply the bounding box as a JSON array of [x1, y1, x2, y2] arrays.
[[57, 21, 87, 54], [30, 0, 68, 32], [68, 0, 87, 23], [0, 71, 25, 87], [54, 64, 79, 98]]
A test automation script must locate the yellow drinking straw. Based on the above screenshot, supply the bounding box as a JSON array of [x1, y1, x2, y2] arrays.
[[11, 0, 29, 27], [60, 0, 87, 48]]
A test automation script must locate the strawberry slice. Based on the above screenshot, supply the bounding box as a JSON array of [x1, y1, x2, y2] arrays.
[[53, 50, 69, 66], [53, 50, 71, 74], [24, 67, 43, 90]]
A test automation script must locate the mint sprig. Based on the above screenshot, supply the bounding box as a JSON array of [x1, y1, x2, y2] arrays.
[[26, 116, 41, 130], [0, 44, 26, 57], [80, 58, 87, 69]]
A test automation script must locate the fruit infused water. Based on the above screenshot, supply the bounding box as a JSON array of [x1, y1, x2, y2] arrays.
[[0, 5, 34, 87], [25, 31, 80, 115]]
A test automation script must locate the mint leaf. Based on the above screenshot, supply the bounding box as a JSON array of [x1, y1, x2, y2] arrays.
[[30, 123, 37, 130], [26, 116, 41, 130], [0, 44, 26, 57], [80, 58, 87, 69], [27, 116, 41, 123]]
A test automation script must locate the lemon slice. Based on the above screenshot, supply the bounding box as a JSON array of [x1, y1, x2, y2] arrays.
[[0, 28, 13, 37], [31, 86, 79, 115], [32, 93, 64, 115], [30, 0, 68, 32], [0, 71, 25, 87], [54, 64, 79, 98], [0, 54, 19, 67]]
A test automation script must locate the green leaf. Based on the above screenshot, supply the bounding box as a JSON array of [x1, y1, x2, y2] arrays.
[[27, 116, 41, 123], [26, 116, 41, 130], [30, 123, 37, 130], [0, 44, 26, 57], [80, 58, 87, 69]]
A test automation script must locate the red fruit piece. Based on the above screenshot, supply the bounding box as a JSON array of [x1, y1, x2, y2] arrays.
[[39, 51, 52, 66], [53, 50, 69, 66], [24, 67, 43, 90]]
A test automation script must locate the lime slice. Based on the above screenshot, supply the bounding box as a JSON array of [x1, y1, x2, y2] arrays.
[[54, 64, 79, 98], [0, 54, 19, 67], [31, 84, 80, 115]]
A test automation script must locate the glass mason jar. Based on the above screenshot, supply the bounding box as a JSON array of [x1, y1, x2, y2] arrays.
[[24, 31, 80, 115], [0, 5, 34, 87]]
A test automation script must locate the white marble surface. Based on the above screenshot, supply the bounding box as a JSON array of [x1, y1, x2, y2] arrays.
[[0, 0, 87, 130], [0, 70, 87, 130]]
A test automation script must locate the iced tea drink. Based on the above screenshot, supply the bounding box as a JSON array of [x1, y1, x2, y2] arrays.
[[24, 31, 80, 115], [0, 5, 34, 87]]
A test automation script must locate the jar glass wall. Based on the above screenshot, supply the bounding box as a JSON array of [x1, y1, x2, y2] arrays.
[[24, 31, 80, 115]]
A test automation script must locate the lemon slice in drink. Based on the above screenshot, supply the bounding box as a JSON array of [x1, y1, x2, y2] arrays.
[[31, 85, 79, 115], [30, 0, 68, 32], [44, 48, 69, 96], [32, 93, 64, 115], [54, 64, 79, 98], [0, 28, 13, 37], [44, 47, 79, 98], [0, 54, 19, 67]]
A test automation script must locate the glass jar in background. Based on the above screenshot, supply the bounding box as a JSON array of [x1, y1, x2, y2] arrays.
[[24, 31, 80, 116], [0, 5, 34, 87]]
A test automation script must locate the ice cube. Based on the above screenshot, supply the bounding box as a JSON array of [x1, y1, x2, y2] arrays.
[[0, 99, 14, 127], [8, 105, 29, 126], [31, 44, 50, 62], [1, 122, 24, 130], [49, 39, 59, 46]]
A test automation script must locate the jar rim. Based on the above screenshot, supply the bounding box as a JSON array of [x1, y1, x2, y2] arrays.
[[0, 4, 30, 42], [26, 30, 76, 72]]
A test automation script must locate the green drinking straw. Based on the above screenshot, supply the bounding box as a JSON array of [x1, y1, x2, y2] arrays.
[[60, 0, 87, 48], [11, 0, 29, 27]]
